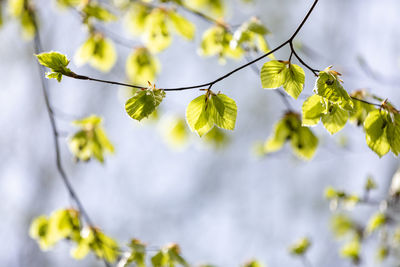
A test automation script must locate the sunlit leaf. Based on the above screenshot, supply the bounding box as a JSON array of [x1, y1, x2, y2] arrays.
[[261, 61, 305, 99], [125, 86, 166, 121], [364, 110, 390, 157], [186, 92, 237, 137], [314, 68, 353, 110]]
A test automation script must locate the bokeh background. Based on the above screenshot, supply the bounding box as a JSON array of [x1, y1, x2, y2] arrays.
[[1, 0, 400, 266]]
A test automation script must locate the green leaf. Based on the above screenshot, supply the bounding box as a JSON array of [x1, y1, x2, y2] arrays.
[[260, 60, 287, 89], [29, 215, 52, 250], [162, 116, 189, 148], [186, 93, 238, 137], [36, 51, 72, 77], [366, 213, 386, 234], [231, 17, 272, 56], [264, 113, 318, 160], [74, 34, 117, 72], [387, 113, 400, 156], [340, 239, 361, 264], [71, 227, 119, 263], [82, 3, 116, 22], [169, 11, 195, 40], [125, 3, 151, 36], [199, 26, 243, 62], [123, 239, 147, 267], [291, 126, 318, 160], [314, 68, 353, 110], [243, 260, 263, 267], [143, 9, 172, 53], [331, 214, 355, 238], [321, 105, 349, 134], [289, 237, 311, 256], [125, 87, 166, 121], [365, 176, 377, 191], [264, 119, 291, 153], [261, 61, 305, 99], [69, 115, 114, 163], [302, 94, 324, 126], [187, 0, 225, 17], [203, 127, 229, 149], [284, 64, 305, 99], [126, 47, 160, 86], [364, 110, 390, 157]]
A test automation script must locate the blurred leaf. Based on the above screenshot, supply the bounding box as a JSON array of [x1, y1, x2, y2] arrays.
[[203, 127, 229, 149], [340, 239, 361, 264], [242, 260, 263, 267], [365, 176, 377, 191], [375, 246, 389, 262], [231, 17, 273, 56], [186, 0, 225, 17], [199, 25, 243, 63], [123, 239, 147, 267], [69, 115, 114, 163], [264, 112, 318, 160], [366, 213, 386, 235], [331, 214, 355, 238], [82, 2, 116, 22], [126, 47, 160, 86], [289, 237, 311, 256], [74, 34, 117, 72], [169, 10, 195, 40], [162, 116, 189, 148]]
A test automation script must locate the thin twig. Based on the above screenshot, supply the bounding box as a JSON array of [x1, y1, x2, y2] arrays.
[[34, 31, 112, 267]]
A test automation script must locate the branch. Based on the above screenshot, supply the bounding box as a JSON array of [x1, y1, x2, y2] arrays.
[[34, 30, 112, 267], [62, 0, 319, 90]]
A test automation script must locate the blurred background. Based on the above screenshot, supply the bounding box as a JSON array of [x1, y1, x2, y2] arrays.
[[1, 0, 400, 266]]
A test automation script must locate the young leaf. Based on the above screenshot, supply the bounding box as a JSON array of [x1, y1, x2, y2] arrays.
[[284, 64, 305, 99], [302, 94, 325, 126], [186, 92, 238, 137], [314, 68, 353, 110], [364, 110, 390, 157], [125, 86, 166, 121], [321, 105, 349, 134], [260, 60, 287, 89], [261, 61, 305, 99], [36, 51, 73, 81]]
